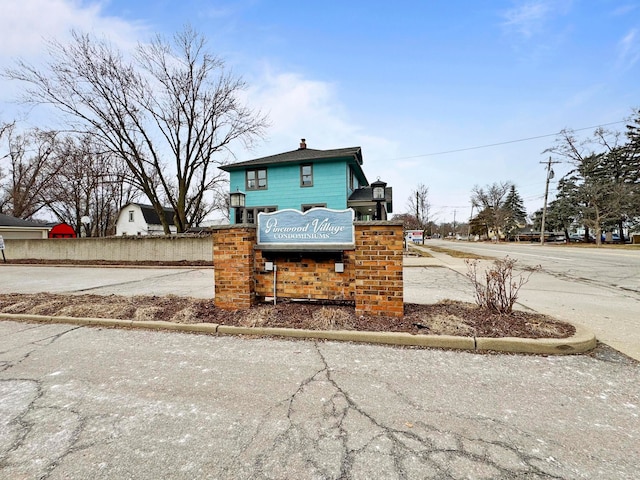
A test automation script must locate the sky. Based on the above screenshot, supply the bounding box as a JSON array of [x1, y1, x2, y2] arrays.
[[1, 0, 639, 224]]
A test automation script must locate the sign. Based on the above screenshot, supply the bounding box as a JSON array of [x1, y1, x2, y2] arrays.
[[257, 208, 354, 248], [0, 235, 4, 250], [406, 230, 424, 243]]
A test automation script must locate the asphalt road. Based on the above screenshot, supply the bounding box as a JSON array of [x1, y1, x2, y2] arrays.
[[1, 320, 639, 479], [421, 240, 640, 361]]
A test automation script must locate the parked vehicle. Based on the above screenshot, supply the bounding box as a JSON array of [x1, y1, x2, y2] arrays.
[[569, 233, 594, 243], [601, 233, 621, 243]]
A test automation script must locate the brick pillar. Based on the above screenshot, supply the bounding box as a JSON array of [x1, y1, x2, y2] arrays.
[[213, 226, 256, 310], [354, 222, 404, 317]]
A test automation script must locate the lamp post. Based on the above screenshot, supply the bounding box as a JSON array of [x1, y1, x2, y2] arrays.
[[371, 179, 387, 220], [80, 215, 91, 237], [229, 189, 246, 224]]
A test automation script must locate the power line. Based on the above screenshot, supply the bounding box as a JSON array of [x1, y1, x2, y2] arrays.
[[388, 121, 625, 160]]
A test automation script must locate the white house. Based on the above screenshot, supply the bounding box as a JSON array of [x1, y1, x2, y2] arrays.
[[115, 203, 177, 236]]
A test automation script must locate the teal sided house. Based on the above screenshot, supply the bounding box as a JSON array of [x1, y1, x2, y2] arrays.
[[220, 139, 392, 223]]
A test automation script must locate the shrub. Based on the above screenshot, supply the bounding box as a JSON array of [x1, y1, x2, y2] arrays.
[[465, 256, 540, 314]]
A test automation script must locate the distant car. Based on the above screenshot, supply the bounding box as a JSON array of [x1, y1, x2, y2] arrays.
[[569, 233, 585, 242], [601, 233, 621, 243]]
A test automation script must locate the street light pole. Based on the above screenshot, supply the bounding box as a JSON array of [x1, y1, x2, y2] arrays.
[[229, 189, 246, 224]]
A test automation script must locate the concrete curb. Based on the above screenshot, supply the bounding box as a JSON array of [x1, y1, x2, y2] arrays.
[[0, 313, 596, 355]]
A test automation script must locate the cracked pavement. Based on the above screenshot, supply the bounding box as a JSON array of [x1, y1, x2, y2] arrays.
[[1, 320, 638, 479]]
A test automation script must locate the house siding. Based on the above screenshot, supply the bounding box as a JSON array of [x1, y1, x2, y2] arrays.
[[230, 160, 349, 211], [115, 204, 178, 236]]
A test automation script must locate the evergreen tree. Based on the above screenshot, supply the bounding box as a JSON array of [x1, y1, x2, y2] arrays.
[[593, 125, 640, 241], [533, 193, 579, 241], [621, 109, 640, 233], [502, 185, 527, 239]]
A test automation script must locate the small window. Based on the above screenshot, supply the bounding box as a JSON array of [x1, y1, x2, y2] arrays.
[[246, 168, 267, 190], [300, 164, 313, 187], [240, 206, 277, 224], [349, 167, 359, 191], [128, 210, 134, 222], [301, 203, 326, 212]]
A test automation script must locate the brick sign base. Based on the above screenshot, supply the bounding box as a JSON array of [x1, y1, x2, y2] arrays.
[[213, 221, 403, 317]]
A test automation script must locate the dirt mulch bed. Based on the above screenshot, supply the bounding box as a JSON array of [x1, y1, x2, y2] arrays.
[[0, 293, 575, 339]]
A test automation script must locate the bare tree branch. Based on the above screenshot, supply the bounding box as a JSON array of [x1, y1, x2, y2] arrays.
[[4, 26, 269, 232]]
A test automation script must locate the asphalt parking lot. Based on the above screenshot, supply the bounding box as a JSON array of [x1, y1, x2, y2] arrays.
[[1, 260, 639, 478], [1, 320, 639, 479]]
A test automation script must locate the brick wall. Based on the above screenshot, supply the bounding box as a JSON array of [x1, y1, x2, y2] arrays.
[[354, 223, 404, 317], [255, 250, 355, 301], [212, 221, 404, 317], [212, 226, 256, 310]]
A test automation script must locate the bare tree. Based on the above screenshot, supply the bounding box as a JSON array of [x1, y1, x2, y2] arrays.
[[0, 120, 13, 191], [5, 26, 268, 233], [470, 181, 512, 239], [45, 134, 139, 236], [406, 183, 430, 242], [0, 125, 63, 219]]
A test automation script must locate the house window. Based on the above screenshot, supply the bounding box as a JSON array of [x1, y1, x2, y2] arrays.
[[349, 167, 358, 191], [242, 206, 277, 224], [301, 203, 326, 212], [300, 164, 313, 187], [128, 210, 134, 222], [246, 168, 267, 190]]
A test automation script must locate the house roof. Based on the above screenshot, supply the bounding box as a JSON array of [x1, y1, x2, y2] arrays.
[[219, 146, 364, 172], [348, 187, 394, 214], [126, 203, 176, 226], [0, 213, 49, 228]]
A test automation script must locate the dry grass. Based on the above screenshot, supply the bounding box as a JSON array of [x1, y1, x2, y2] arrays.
[[406, 246, 433, 257], [0, 293, 575, 339], [427, 313, 476, 336], [310, 306, 356, 330], [422, 245, 492, 260]]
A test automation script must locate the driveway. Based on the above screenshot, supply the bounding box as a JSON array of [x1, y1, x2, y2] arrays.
[[0, 265, 214, 298], [1, 320, 638, 479]]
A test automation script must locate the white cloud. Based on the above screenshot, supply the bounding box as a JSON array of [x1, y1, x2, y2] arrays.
[[617, 29, 640, 71], [0, 0, 147, 119], [0, 0, 145, 58], [611, 4, 638, 17], [245, 69, 397, 163], [501, 1, 552, 38]]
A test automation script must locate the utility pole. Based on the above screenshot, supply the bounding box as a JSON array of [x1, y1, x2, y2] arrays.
[[453, 209, 456, 237], [540, 156, 560, 246]]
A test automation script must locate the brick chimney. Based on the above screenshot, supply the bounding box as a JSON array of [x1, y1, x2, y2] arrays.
[[299, 138, 307, 150]]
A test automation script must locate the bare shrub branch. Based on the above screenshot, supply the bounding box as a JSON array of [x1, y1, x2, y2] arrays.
[[465, 257, 540, 314]]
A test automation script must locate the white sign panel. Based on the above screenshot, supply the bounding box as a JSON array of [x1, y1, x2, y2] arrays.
[[257, 208, 355, 248], [406, 230, 424, 243]]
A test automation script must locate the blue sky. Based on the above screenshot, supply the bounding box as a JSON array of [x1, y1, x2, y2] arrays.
[[1, 0, 639, 223]]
